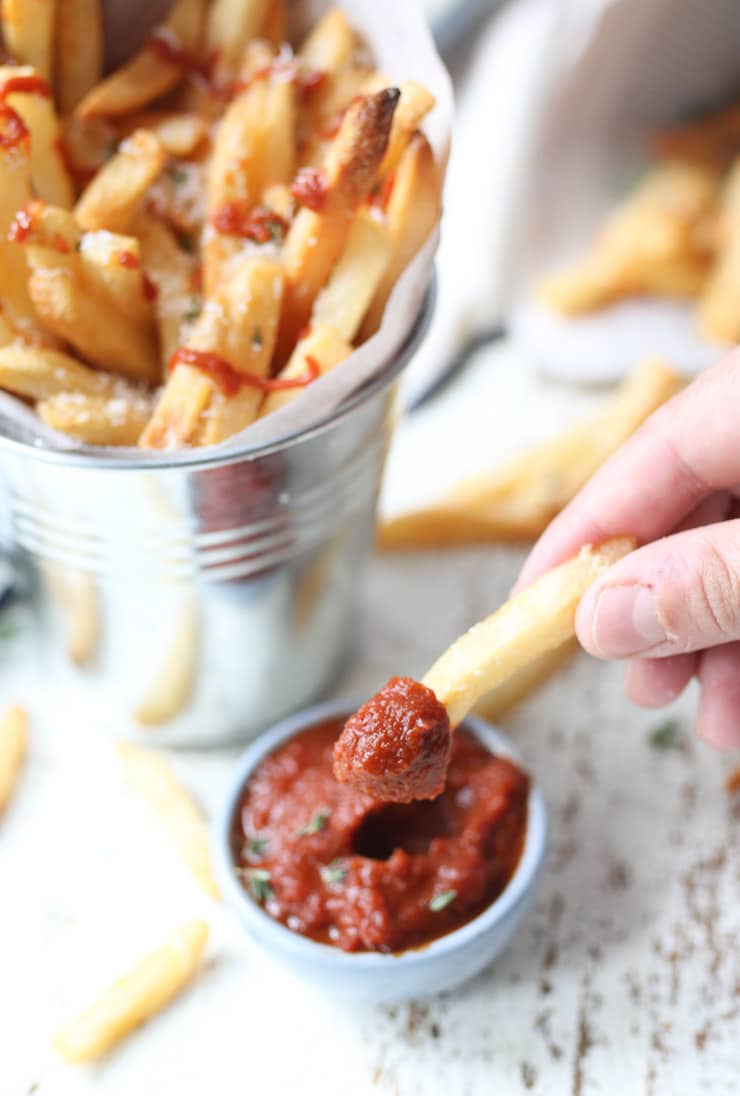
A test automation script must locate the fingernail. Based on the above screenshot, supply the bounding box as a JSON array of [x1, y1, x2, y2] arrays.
[[589, 584, 666, 658]]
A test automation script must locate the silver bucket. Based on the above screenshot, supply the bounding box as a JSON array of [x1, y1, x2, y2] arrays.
[[0, 287, 434, 747]]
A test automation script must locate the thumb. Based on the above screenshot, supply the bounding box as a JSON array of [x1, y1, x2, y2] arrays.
[[576, 520, 740, 659]]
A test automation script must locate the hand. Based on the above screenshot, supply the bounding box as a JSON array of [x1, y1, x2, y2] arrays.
[[516, 352, 740, 750]]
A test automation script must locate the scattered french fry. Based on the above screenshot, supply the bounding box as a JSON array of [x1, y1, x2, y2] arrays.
[[133, 596, 199, 723], [44, 563, 100, 666], [424, 539, 635, 728], [53, 921, 209, 1064], [0, 704, 27, 813], [379, 358, 684, 549], [117, 741, 220, 900], [75, 129, 166, 233], [54, 0, 104, 115]]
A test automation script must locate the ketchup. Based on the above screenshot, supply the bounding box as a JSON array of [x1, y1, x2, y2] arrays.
[[142, 273, 159, 301], [8, 204, 34, 243], [0, 74, 51, 99], [290, 167, 328, 212], [168, 348, 320, 397], [210, 203, 289, 243], [116, 250, 140, 269], [0, 73, 51, 153]]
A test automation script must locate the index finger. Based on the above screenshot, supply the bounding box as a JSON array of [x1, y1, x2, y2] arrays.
[[516, 351, 740, 590]]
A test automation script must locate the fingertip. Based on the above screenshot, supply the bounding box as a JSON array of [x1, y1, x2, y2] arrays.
[[574, 582, 602, 658], [696, 644, 740, 751]]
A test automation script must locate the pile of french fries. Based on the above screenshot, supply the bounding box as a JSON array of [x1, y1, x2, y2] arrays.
[[0, 0, 441, 448], [538, 99, 740, 345]]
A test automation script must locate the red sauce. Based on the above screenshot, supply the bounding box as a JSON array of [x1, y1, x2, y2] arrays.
[[0, 74, 51, 100], [290, 167, 328, 212], [0, 103, 29, 151], [233, 57, 326, 103], [142, 273, 159, 301], [334, 677, 452, 803], [51, 233, 69, 254], [210, 202, 289, 243], [147, 28, 199, 70], [116, 250, 140, 269], [233, 717, 529, 953], [168, 347, 320, 397], [8, 203, 34, 242]]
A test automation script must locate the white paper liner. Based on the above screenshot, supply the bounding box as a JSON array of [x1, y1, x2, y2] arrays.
[[0, 0, 452, 458], [504, 0, 740, 382]]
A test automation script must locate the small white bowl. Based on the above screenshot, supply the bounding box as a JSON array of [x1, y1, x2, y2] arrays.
[[214, 699, 548, 1003]]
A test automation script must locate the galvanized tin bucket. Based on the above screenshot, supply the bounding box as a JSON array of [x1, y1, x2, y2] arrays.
[[0, 289, 433, 747]]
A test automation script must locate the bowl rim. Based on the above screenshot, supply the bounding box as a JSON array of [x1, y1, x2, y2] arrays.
[[213, 696, 548, 969]]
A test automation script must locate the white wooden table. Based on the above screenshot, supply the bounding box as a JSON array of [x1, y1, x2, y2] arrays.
[[2, 343, 738, 1095]]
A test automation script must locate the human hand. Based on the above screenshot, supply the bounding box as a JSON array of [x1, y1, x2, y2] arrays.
[[516, 353, 740, 750]]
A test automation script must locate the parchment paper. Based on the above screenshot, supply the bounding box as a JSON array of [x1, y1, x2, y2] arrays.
[[0, 0, 452, 456]]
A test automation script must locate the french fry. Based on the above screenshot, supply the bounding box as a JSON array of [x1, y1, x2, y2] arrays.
[[298, 7, 355, 74], [312, 209, 391, 340], [378, 80, 435, 178], [424, 539, 635, 728], [115, 111, 208, 158], [117, 742, 219, 899], [379, 359, 683, 549], [206, 0, 270, 87], [38, 391, 153, 445], [135, 212, 199, 365], [0, 705, 27, 813], [539, 161, 719, 315], [76, 0, 206, 120], [261, 323, 351, 416], [0, 343, 115, 398], [44, 564, 99, 666], [58, 114, 117, 186], [0, 65, 74, 207], [698, 159, 740, 343], [653, 101, 740, 167], [204, 59, 295, 293], [474, 639, 578, 721], [278, 88, 400, 361], [77, 231, 155, 329], [133, 596, 199, 723], [54, 0, 103, 115], [74, 129, 166, 232], [361, 133, 440, 337], [1, 0, 54, 80], [259, 0, 285, 46], [53, 921, 209, 1064], [140, 254, 283, 448]]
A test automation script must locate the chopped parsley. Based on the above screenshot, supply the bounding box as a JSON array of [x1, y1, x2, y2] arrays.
[[320, 860, 346, 886], [244, 867, 273, 903], [169, 165, 190, 186], [251, 326, 263, 351], [183, 297, 201, 323], [243, 833, 268, 861], [178, 232, 195, 254], [429, 889, 457, 912], [648, 719, 682, 751], [296, 808, 329, 837]]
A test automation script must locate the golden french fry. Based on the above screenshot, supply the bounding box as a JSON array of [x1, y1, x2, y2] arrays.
[[135, 212, 199, 366], [76, 0, 206, 119], [653, 101, 740, 167], [0, 344, 114, 399], [58, 114, 117, 185], [0, 120, 50, 340], [0, 705, 28, 813], [698, 159, 740, 343], [312, 209, 391, 340], [539, 161, 719, 315], [140, 254, 283, 448], [75, 129, 166, 232], [298, 7, 355, 73], [77, 231, 155, 329], [474, 639, 578, 721], [424, 539, 634, 728], [38, 390, 153, 445], [53, 921, 209, 1064], [117, 741, 219, 899], [0, 65, 74, 207], [115, 111, 208, 158], [361, 132, 440, 337], [1, 0, 54, 79], [44, 563, 100, 666], [261, 323, 351, 416], [379, 359, 684, 548], [54, 0, 104, 115], [378, 80, 435, 177], [206, 0, 270, 87], [259, 0, 285, 45], [133, 596, 199, 724], [278, 88, 399, 361]]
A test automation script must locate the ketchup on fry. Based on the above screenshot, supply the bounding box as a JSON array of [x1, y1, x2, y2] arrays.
[[210, 203, 289, 243], [168, 348, 321, 398], [290, 168, 328, 212]]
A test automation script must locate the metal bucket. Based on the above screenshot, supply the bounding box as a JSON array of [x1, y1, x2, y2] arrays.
[[0, 289, 433, 747]]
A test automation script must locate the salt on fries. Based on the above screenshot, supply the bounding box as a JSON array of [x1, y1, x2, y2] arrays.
[[0, 3, 439, 449], [474, 639, 578, 721], [53, 920, 209, 1063], [379, 359, 682, 549], [0, 704, 28, 813], [117, 741, 221, 900], [423, 538, 634, 729]]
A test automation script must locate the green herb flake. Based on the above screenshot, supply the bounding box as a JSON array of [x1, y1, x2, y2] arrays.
[[183, 297, 201, 323], [244, 867, 273, 903], [320, 860, 346, 886], [243, 833, 268, 861], [429, 889, 457, 912], [251, 326, 263, 351], [178, 233, 195, 254], [169, 165, 190, 186], [296, 808, 330, 837], [648, 719, 682, 751]]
